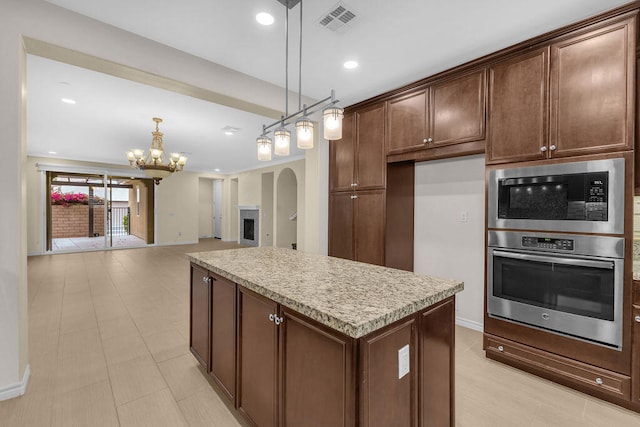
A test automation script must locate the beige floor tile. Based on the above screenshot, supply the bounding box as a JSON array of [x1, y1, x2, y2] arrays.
[[178, 386, 242, 427], [58, 326, 103, 361], [117, 388, 188, 427], [94, 297, 131, 324], [57, 349, 109, 394], [98, 314, 139, 341], [60, 308, 98, 335], [52, 380, 119, 427], [108, 354, 168, 405], [144, 327, 189, 362], [581, 397, 640, 426], [158, 353, 210, 401], [102, 331, 151, 365]]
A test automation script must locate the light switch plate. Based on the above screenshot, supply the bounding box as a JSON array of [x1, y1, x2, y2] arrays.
[[398, 345, 410, 379]]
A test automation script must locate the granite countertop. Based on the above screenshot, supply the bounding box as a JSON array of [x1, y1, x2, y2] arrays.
[[187, 247, 463, 339], [634, 240, 640, 281]]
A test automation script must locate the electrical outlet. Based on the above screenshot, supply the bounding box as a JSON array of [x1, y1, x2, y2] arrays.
[[178, 231, 182, 236], [398, 345, 410, 379], [460, 211, 468, 222]]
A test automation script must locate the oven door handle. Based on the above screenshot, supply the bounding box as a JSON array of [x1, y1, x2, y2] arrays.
[[492, 250, 614, 270]]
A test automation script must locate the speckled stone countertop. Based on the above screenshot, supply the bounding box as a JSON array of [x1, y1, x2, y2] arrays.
[[633, 240, 640, 281], [187, 247, 463, 339]]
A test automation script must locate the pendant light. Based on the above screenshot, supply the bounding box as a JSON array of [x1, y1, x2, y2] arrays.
[[256, 0, 343, 160]]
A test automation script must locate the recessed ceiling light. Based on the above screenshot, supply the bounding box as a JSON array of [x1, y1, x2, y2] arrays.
[[47, 151, 57, 155], [222, 126, 240, 136], [343, 60, 358, 69], [224, 131, 234, 136], [214, 168, 221, 172], [61, 98, 76, 104], [256, 12, 274, 26]]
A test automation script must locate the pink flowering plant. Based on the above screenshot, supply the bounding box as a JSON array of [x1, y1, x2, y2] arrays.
[[51, 191, 90, 207]]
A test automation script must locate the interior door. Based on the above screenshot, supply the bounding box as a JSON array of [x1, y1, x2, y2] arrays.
[[214, 179, 222, 239]]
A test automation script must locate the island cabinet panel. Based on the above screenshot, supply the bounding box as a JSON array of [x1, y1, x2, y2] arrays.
[[190, 264, 211, 370], [486, 47, 549, 164], [209, 273, 236, 402], [359, 318, 417, 427], [280, 309, 356, 427], [387, 69, 486, 156], [237, 288, 279, 427], [330, 112, 356, 192], [419, 298, 455, 427]]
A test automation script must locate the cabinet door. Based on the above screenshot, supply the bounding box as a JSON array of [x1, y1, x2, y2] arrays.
[[550, 17, 635, 157], [210, 273, 236, 402], [430, 69, 486, 148], [420, 297, 454, 427], [328, 192, 354, 261], [632, 305, 640, 403], [329, 113, 355, 192], [237, 288, 279, 427], [280, 309, 355, 427], [487, 47, 549, 164], [387, 90, 428, 154], [356, 103, 386, 190], [354, 190, 385, 266], [190, 264, 211, 370]]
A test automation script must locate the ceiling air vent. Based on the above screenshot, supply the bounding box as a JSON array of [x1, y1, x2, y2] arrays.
[[317, 2, 358, 33]]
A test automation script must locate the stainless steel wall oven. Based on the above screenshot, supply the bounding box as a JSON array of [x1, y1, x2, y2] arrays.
[[487, 230, 624, 349]]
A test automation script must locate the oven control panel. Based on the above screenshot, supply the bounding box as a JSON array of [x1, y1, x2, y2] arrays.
[[522, 236, 574, 251]]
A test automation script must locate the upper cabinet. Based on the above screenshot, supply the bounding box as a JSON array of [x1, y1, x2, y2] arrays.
[[329, 103, 386, 192], [387, 69, 486, 155], [487, 14, 635, 164]]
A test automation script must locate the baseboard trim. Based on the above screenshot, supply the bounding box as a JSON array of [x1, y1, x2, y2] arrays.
[[155, 240, 199, 247], [0, 365, 30, 401], [455, 317, 483, 332]]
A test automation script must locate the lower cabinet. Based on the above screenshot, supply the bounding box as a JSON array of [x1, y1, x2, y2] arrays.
[[190, 264, 211, 369], [632, 304, 640, 403], [190, 264, 455, 426]]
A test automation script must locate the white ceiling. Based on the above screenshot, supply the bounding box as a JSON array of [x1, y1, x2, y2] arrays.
[[31, 0, 631, 174]]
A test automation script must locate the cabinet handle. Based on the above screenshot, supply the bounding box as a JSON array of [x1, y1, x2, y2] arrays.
[[549, 145, 557, 151], [497, 345, 504, 352], [595, 377, 603, 385], [351, 195, 358, 199], [634, 315, 640, 323], [351, 183, 358, 187], [202, 276, 210, 284], [268, 313, 275, 322], [540, 146, 547, 152], [275, 316, 284, 326]]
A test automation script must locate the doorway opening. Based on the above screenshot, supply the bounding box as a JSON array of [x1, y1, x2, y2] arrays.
[[46, 171, 154, 252]]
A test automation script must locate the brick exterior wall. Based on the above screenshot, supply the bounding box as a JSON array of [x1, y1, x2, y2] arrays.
[[52, 205, 105, 238]]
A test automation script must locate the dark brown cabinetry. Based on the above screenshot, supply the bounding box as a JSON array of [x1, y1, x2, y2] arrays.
[[237, 288, 279, 427], [190, 264, 211, 369], [387, 70, 486, 155], [210, 274, 236, 401], [487, 14, 635, 164], [190, 267, 237, 403]]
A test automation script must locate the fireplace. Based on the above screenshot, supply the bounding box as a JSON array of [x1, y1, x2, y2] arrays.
[[239, 207, 259, 247]]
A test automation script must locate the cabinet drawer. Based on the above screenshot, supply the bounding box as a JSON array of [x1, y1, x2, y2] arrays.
[[484, 335, 630, 400]]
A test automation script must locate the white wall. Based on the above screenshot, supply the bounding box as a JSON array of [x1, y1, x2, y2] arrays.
[[276, 168, 298, 249], [261, 172, 274, 247], [414, 155, 485, 330], [198, 178, 214, 238]]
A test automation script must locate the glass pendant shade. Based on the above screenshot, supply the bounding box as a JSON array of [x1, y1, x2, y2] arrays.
[[274, 127, 291, 156], [295, 117, 314, 149], [257, 135, 272, 161], [323, 106, 344, 140]]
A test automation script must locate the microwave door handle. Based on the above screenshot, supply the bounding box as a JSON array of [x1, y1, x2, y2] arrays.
[[493, 250, 614, 270]]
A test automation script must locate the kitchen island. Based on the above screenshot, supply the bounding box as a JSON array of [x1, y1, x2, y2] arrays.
[[187, 247, 463, 427]]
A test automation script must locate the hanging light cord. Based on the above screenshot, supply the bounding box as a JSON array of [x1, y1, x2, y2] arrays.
[[285, 4, 289, 118], [298, 0, 302, 111]]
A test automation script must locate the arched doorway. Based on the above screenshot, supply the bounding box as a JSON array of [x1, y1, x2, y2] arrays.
[[276, 168, 297, 249]]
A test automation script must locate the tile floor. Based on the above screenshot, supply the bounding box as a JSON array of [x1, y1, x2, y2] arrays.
[[2, 239, 640, 426], [52, 234, 147, 252]]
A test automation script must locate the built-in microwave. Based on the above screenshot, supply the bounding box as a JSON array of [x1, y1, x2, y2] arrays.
[[488, 158, 624, 234]]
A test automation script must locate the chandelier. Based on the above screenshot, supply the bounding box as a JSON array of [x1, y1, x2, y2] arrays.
[[257, 0, 344, 161], [126, 117, 187, 184]]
